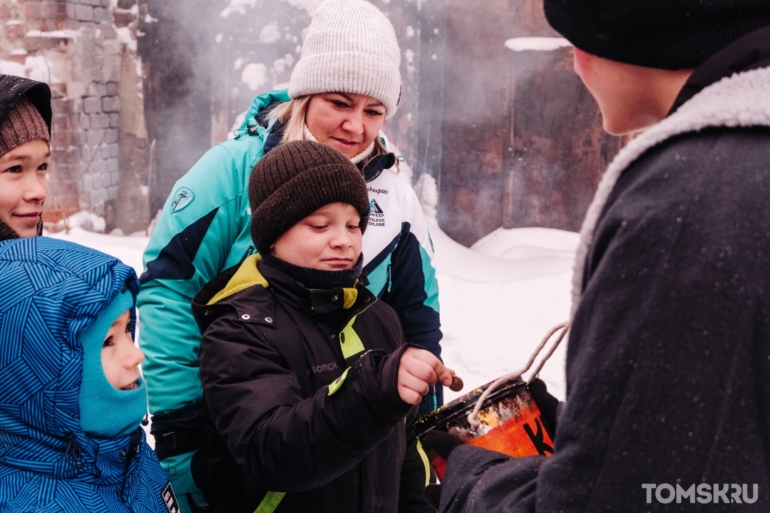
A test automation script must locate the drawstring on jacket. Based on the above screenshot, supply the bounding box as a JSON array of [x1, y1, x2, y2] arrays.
[[65, 433, 82, 469]]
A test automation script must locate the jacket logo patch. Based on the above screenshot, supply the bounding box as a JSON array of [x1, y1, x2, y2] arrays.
[[311, 361, 339, 374], [171, 187, 194, 213], [161, 482, 180, 513], [367, 186, 388, 195], [369, 199, 385, 227]]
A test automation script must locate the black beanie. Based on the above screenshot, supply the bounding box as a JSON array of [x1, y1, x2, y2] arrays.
[[249, 140, 370, 254], [544, 0, 770, 70]]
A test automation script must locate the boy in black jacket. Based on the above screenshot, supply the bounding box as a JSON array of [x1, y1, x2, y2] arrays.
[[193, 140, 449, 513]]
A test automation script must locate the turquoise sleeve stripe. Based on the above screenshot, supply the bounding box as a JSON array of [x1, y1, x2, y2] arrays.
[[363, 253, 392, 297], [419, 243, 440, 313]]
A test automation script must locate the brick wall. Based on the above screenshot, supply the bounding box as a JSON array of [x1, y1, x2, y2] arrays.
[[1, 0, 146, 231]]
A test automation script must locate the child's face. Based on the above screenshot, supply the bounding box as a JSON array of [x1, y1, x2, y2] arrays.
[[271, 202, 363, 270], [0, 140, 49, 237], [101, 310, 144, 390]]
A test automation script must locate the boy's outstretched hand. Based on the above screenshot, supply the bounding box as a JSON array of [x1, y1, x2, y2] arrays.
[[398, 347, 454, 405]]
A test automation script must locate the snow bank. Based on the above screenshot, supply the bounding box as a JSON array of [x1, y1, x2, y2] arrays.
[[50, 230, 148, 277], [0, 60, 26, 77], [48, 211, 107, 234], [431, 223, 573, 401]]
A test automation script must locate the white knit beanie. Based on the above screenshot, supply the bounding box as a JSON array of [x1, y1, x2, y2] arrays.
[[289, 0, 402, 117]]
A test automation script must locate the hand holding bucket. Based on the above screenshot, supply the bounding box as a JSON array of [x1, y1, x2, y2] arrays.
[[416, 322, 570, 481]]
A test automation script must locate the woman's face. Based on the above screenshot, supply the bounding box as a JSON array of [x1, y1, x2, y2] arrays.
[[0, 139, 49, 237], [305, 93, 386, 159]]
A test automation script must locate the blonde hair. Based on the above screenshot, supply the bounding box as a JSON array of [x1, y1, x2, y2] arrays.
[[271, 96, 389, 164], [271, 96, 311, 143]]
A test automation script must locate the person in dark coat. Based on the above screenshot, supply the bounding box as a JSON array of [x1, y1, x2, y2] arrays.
[[0, 75, 51, 241], [193, 140, 451, 513], [429, 2, 770, 512]]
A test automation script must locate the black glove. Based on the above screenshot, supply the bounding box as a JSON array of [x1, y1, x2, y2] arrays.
[[425, 484, 442, 511], [529, 378, 559, 435], [421, 432, 464, 511], [422, 430, 465, 461]]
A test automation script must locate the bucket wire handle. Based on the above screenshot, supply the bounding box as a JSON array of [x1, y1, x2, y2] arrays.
[[466, 321, 570, 431]]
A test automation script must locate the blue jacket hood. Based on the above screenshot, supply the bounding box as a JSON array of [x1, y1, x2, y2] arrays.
[[0, 237, 172, 512]]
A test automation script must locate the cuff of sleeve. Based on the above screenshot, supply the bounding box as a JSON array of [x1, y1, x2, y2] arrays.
[[355, 345, 412, 420]]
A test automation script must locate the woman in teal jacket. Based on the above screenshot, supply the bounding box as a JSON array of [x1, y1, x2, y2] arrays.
[[137, 1, 442, 510]]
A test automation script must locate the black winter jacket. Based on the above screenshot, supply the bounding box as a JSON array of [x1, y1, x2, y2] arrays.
[[439, 26, 770, 513], [193, 255, 433, 513]]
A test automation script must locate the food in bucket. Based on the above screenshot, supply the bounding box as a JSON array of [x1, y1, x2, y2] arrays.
[[415, 377, 554, 480]]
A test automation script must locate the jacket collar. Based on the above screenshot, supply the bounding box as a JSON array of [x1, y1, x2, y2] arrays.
[[0, 217, 19, 242], [195, 254, 377, 332], [670, 25, 770, 115]]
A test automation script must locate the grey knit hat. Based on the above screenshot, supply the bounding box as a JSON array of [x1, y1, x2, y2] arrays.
[[249, 140, 370, 254], [289, 0, 401, 117]]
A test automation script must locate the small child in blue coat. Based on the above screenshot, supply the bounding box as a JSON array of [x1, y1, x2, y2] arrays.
[[0, 237, 178, 513]]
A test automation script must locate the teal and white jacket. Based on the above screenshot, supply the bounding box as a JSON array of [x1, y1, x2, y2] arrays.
[[137, 89, 441, 423]]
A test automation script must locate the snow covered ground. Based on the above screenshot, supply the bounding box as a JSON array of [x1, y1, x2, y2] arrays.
[[53, 223, 577, 402]]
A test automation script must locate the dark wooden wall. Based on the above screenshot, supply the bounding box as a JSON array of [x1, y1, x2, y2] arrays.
[[138, 0, 216, 215], [436, 0, 621, 246], [436, 0, 514, 247]]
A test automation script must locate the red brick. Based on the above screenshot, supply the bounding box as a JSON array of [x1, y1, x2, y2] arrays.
[[52, 98, 73, 111], [24, 2, 67, 20], [24, 19, 44, 32], [7, 54, 27, 64]]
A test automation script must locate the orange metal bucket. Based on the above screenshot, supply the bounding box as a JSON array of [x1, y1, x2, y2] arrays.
[[415, 377, 554, 481]]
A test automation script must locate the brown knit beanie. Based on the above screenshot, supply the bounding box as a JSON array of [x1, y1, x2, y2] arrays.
[[249, 140, 370, 254], [0, 95, 50, 156]]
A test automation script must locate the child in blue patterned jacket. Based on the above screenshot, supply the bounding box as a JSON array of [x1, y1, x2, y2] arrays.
[[0, 237, 178, 513]]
